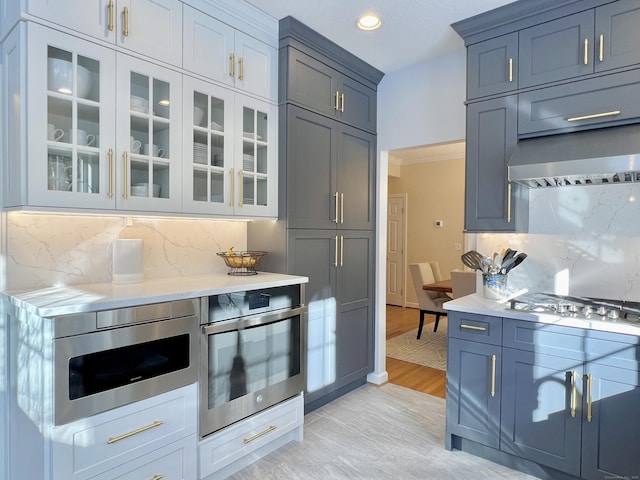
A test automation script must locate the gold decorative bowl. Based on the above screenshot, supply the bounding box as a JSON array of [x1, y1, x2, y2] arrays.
[[216, 251, 267, 275]]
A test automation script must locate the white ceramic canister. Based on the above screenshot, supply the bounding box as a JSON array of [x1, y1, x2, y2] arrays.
[[112, 238, 144, 284]]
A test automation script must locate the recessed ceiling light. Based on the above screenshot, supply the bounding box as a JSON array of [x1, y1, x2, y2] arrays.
[[357, 14, 382, 31]]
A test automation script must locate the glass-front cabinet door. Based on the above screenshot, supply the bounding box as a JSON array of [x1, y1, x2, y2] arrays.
[[27, 23, 117, 209], [116, 54, 182, 213]]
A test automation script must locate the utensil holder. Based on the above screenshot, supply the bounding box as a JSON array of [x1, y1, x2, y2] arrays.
[[482, 273, 507, 299]]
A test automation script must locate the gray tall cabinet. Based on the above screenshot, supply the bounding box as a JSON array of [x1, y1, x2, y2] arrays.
[[248, 17, 383, 412]]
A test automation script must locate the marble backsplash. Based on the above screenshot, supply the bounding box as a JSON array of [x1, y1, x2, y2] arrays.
[[478, 183, 640, 302], [3, 212, 247, 291]]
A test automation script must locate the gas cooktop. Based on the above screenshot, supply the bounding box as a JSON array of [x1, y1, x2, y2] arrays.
[[507, 292, 640, 324]]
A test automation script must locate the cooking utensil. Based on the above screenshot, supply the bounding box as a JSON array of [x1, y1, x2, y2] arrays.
[[461, 250, 484, 271], [504, 252, 527, 273]]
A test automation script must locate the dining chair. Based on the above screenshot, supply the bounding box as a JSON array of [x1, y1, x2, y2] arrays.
[[408, 263, 449, 339], [451, 270, 477, 298]]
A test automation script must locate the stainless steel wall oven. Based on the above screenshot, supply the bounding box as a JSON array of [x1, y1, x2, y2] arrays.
[[54, 299, 199, 425], [200, 284, 306, 437]]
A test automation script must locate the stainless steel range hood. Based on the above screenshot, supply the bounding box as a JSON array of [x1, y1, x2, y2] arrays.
[[508, 124, 640, 188]]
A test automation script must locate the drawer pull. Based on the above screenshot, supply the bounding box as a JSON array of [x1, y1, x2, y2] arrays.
[[244, 425, 277, 444], [108, 148, 114, 199], [490, 354, 496, 397], [151, 476, 164, 480], [334, 91, 340, 111], [508, 58, 513, 82], [108, 0, 114, 31], [123, 6, 129, 37], [569, 370, 577, 418], [583, 38, 588, 65], [460, 324, 486, 331], [587, 373, 593, 422], [567, 110, 621, 122], [107, 420, 163, 444], [229, 54, 235, 78], [599, 34, 604, 62]]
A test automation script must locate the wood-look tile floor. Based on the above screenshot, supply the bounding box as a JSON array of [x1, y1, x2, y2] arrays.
[[385, 305, 446, 398]]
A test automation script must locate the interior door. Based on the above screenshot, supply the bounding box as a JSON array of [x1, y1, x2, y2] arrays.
[[386, 194, 406, 306]]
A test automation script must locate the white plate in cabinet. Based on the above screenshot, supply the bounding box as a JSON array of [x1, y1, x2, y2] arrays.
[[183, 5, 277, 101], [199, 393, 304, 479], [86, 436, 197, 480], [51, 383, 197, 480], [26, 0, 183, 67]]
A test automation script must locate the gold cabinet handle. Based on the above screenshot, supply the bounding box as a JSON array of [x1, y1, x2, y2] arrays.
[[583, 38, 589, 65], [340, 235, 344, 267], [107, 420, 163, 444], [460, 324, 486, 331], [567, 110, 621, 122], [229, 54, 235, 78], [599, 34, 604, 62], [491, 354, 496, 397], [108, 0, 114, 31], [334, 236, 339, 267], [238, 170, 243, 207], [334, 91, 340, 111], [108, 148, 114, 198], [340, 192, 344, 224], [122, 151, 128, 199], [507, 183, 512, 223], [229, 168, 235, 206], [569, 370, 577, 418], [587, 373, 593, 422], [238, 57, 244, 80], [508, 58, 513, 82], [151, 475, 164, 480], [334, 191, 340, 223], [340, 93, 345, 112], [123, 6, 129, 37], [244, 425, 276, 444]]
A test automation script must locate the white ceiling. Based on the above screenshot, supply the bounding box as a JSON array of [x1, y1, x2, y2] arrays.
[[242, 0, 515, 163]]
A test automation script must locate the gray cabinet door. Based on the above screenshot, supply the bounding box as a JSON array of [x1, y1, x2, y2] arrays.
[[446, 335, 501, 449], [285, 105, 337, 230], [465, 95, 527, 232], [595, 0, 640, 73], [501, 347, 582, 476], [518, 10, 594, 88], [467, 33, 518, 99], [336, 75, 377, 132], [581, 362, 640, 480]]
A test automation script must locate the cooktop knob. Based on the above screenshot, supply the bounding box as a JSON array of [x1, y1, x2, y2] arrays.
[[597, 306, 608, 316], [568, 304, 579, 313], [607, 309, 620, 320], [582, 306, 593, 317]]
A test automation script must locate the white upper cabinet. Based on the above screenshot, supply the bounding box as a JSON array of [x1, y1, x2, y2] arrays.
[[26, 0, 183, 66], [183, 5, 277, 101]]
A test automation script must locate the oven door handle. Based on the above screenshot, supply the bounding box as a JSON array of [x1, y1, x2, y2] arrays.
[[202, 305, 308, 335]]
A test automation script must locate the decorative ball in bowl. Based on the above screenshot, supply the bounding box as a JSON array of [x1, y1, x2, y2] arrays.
[[217, 251, 267, 275]]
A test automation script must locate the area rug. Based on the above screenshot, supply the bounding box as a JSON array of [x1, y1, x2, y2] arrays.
[[386, 318, 447, 371]]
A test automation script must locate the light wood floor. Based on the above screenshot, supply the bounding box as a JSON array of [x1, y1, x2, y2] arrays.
[[385, 304, 446, 398]]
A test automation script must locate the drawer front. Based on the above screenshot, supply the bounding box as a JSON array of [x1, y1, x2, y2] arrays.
[[52, 384, 197, 478], [518, 69, 640, 136], [199, 393, 304, 478], [503, 319, 586, 360], [88, 437, 197, 480], [448, 312, 502, 345]]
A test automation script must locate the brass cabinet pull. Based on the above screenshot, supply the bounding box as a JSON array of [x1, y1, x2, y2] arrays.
[[238, 170, 243, 207], [340, 235, 344, 267], [334, 91, 340, 111], [587, 373, 593, 422], [571, 371, 578, 417], [490, 354, 496, 397], [238, 57, 244, 80], [107, 420, 163, 444], [229, 168, 235, 206], [567, 110, 621, 122], [151, 475, 164, 480], [334, 191, 340, 223], [108, 0, 114, 31], [334, 236, 339, 267], [583, 38, 588, 65], [508, 57, 513, 82], [340, 93, 345, 112], [123, 6, 129, 37], [244, 425, 276, 444], [340, 192, 344, 224], [460, 324, 486, 331], [229, 54, 235, 78], [507, 183, 512, 223], [599, 34, 604, 62], [122, 151, 128, 199], [108, 148, 114, 198]]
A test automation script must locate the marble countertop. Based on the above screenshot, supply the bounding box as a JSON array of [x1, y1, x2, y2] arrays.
[[2, 272, 308, 317], [445, 293, 640, 337]]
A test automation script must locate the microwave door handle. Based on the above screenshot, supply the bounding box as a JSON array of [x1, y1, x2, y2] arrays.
[[202, 305, 308, 335]]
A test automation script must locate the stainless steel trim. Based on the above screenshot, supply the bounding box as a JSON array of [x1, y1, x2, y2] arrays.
[[97, 303, 171, 329], [202, 305, 307, 335]]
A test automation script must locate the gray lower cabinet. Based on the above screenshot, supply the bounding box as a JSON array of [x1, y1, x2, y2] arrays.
[[465, 95, 528, 232], [285, 104, 376, 231], [467, 33, 518, 100], [447, 312, 640, 479], [287, 229, 374, 408]]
